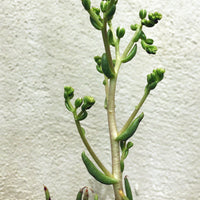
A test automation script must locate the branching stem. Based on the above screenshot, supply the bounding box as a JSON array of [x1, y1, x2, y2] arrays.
[[102, 11, 123, 200], [121, 24, 142, 60], [74, 117, 112, 177], [119, 89, 150, 135]]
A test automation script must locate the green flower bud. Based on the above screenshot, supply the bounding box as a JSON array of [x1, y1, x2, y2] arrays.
[[148, 82, 157, 90], [139, 9, 147, 19], [156, 68, 165, 81], [148, 13, 156, 21], [142, 12, 162, 27], [130, 24, 138, 31], [92, 7, 100, 15], [94, 56, 101, 65], [140, 31, 146, 41], [82, 96, 95, 110], [64, 86, 74, 99], [127, 141, 133, 149], [100, 1, 108, 12], [108, 29, 115, 46], [146, 45, 157, 54], [148, 12, 162, 22], [146, 68, 165, 91], [96, 65, 103, 73], [106, 4, 116, 20], [84, 96, 95, 105], [141, 40, 157, 54], [75, 98, 83, 108], [147, 73, 156, 84], [116, 27, 125, 39], [145, 38, 154, 45], [141, 19, 155, 27], [81, 0, 91, 11]]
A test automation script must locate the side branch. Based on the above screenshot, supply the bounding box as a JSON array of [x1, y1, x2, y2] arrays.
[[119, 89, 150, 135], [74, 119, 112, 177]]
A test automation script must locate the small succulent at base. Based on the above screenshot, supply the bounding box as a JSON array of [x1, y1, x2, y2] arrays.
[[44, 186, 51, 200]]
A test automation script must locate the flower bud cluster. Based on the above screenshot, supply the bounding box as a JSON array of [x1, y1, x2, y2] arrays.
[[141, 40, 157, 54], [141, 11, 162, 27], [64, 86, 75, 112], [76, 96, 95, 121], [82, 0, 118, 31], [94, 56, 103, 74], [146, 68, 165, 91], [116, 27, 125, 39], [64, 86, 74, 100], [64, 86, 95, 121]]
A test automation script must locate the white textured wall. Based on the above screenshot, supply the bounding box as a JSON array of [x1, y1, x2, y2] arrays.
[[0, 0, 200, 199]]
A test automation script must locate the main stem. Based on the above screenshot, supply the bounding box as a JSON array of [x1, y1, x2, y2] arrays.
[[108, 78, 123, 200], [101, 16, 122, 200]]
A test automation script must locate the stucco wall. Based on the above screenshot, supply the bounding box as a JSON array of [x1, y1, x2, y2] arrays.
[[0, 0, 200, 199]]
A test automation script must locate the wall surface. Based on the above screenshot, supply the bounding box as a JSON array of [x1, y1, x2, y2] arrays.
[[0, 0, 200, 200]]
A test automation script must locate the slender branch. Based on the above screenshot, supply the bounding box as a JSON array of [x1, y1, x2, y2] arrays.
[[119, 89, 150, 135], [74, 118, 112, 177], [121, 24, 142, 60]]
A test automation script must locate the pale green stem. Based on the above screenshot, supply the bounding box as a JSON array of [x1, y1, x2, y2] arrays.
[[102, 11, 123, 200], [119, 89, 150, 135], [74, 117, 112, 177], [107, 77, 123, 200]]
